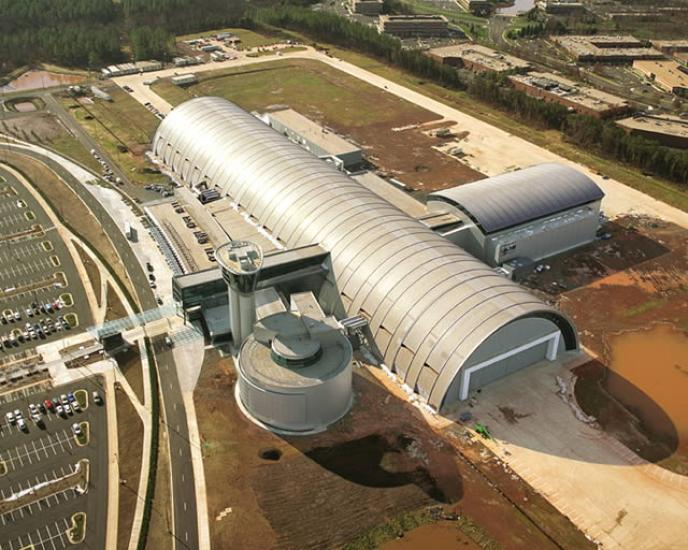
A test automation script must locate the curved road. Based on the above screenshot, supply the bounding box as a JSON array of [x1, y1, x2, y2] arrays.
[[0, 143, 200, 550]]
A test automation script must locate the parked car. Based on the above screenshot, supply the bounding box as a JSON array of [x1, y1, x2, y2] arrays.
[[67, 392, 76, 403], [5, 411, 15, 424], [71, 423, 82, 436], [92, 391, 103, 405], [44, 399, 54, 412], [17, 418, 27, 432]]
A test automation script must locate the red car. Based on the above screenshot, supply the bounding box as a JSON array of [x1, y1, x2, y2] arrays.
[[43, 399, 54, 411]]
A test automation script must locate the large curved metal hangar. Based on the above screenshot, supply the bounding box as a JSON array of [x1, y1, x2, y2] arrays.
[[154, 97, 578, 409]]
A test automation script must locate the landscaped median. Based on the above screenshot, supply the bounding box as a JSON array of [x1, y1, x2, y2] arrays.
[[67, 512, 87, 544], [0, 458, 89, 517], [74, 420, 90, 447], [74, 388, 89, 410]]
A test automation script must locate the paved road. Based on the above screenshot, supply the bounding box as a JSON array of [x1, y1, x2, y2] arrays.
[[150, 335, 199, 550], [0, 144, 201, 548]]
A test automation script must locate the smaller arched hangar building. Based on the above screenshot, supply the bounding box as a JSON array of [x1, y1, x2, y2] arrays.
[[428, 163, 604, 267]]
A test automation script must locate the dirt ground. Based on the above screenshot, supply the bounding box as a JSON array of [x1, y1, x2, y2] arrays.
[[0, 112, 63, 143], [104, 283, 127, 322], [74, 242, 101, 308], [114, 344, 144, 405], [194, 349, 591, 550], [522, 215, 688, 475], [115, 383, 144, 550]]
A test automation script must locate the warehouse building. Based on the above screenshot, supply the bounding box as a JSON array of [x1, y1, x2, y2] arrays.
[[349, 0, 383, 16], [266, 109, 363, 170], [650, 40, 688, 56], [633, 60, 688, 97], [427, 163, 604, 268], [508, 72, 630, 118], [539, 0, 584, 14], [553, 35, 664, 63], [616, 114, 688, 149], [377, 15, 449, 38], [156, 97, 579, 410], [171, 74, 198, 87], [428, 44, 531, 74], [101, 60, 162, 78], [456, 0, 492, 15]]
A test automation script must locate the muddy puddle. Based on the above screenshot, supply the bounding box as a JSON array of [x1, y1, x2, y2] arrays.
[[381, 521, 479, 549], [1, 70, 83, 92], [609, 325, 688, 450]]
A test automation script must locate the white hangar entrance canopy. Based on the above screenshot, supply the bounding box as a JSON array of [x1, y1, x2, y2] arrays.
[[154, 97, 578, 409]]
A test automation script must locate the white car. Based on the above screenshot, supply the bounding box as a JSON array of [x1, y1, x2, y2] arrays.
[[92, 391, 103, 405], [17, 418, 27, 432], [5, 411, 15, 424], [72, 401, 81, 413], [64, 404, 73, 415], [13, 409, 22, 420], [60, 394, 69, 405], [28, 403, 38, 415], [71, 423, 82, 436], [56, 405, 64, 416]]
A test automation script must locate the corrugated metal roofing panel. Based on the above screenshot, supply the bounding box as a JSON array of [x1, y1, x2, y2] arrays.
[[154, 97, 578, 408], [430, 163, 604, 234]]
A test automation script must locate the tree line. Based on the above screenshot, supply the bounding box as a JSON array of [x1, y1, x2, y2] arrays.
[[0, 0, 249, 73], [255, 5, 688, 187]]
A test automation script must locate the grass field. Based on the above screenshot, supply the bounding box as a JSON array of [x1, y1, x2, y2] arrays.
[[60, 88, 164, 187], [153, 58, 429, 128]]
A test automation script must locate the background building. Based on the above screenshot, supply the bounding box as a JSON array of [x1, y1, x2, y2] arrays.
[[428, 44, 531, 74], [633, 60, 688, 97], [616, 114, 688, 149], [509, 72, 630, 118], [553, 35, 664, 63], [377, 15, 449, 38], [456, 0, 492, 15], [266, 109, 363, 171], [349, 0, 383, 16], [156, 98, 579, 409], [427, 163, 604, 267]]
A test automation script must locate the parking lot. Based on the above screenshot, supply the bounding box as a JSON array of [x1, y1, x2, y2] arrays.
[[0, 166, 92, 360], [0, 377, 108, 550]]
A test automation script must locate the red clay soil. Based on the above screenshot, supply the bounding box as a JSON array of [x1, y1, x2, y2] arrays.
[[526, 216, 688, 475], [349, 122, 484, 191], [194, 350, 592, 550]]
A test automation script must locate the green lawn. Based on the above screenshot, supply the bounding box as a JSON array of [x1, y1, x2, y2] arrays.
[[152, 58, 433, 129]]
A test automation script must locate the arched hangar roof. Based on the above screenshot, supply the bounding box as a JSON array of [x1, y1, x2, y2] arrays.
[[154, 97, 578, 408], [429, 163, 604, 235]]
